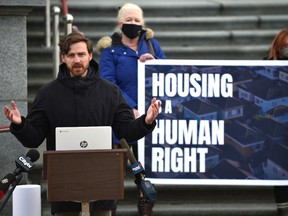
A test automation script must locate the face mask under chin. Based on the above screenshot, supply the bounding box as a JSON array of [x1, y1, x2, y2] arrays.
[[121, 23, 142, 39]]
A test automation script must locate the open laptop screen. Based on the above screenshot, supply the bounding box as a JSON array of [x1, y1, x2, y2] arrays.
[[55, 126, 112, 150]]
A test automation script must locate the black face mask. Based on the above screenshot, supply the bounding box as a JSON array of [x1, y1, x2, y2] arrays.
[[121, 23, 142, 39]]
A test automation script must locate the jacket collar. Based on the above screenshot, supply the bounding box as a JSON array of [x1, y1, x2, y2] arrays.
[[57, 59, 100, 92]]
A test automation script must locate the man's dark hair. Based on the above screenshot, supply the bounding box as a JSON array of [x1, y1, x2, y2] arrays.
[[58, 32, 93, 55]]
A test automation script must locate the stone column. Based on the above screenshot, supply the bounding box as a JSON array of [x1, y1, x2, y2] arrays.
[[0, 0, 45, 215]]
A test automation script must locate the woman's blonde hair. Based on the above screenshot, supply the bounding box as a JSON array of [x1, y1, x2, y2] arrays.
[[117, 3, 145, 25]]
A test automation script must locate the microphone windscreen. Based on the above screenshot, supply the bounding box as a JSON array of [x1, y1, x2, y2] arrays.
[[26, 149, 40, 162]]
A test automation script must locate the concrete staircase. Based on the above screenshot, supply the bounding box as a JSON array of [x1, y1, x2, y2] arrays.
[[27, 0, 288, 108], [26, 0, 288, 215]]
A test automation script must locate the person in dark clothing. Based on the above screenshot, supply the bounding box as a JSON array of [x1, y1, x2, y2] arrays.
[[264, 28, 288, 216], [3, 32, 161, 216]]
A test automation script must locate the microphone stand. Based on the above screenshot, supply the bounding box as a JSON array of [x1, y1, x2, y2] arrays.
[[0, 174, 23, 214], [120, 139, 157, 204]]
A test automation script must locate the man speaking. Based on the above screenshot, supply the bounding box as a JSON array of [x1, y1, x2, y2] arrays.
[[3, 32, 161, 216]]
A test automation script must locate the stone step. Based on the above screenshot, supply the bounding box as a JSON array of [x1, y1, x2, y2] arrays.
[[162, 44, 269, 59], [27, 14, 288, 33], [26, 44, 270, 64], [49, 0, 220, 18], [46, 0, 288, 18], [218, 0, 288, 16], [100, 15, 286, 32], [115, 203, 277, 216], [41, 202, 277, 216], [27, 29, 282, 48]]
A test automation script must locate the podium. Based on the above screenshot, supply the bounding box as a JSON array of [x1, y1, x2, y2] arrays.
[[43, 149, 127, 216]]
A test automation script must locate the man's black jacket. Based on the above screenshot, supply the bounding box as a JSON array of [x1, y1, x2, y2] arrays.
[[10, 59, 155, 150]]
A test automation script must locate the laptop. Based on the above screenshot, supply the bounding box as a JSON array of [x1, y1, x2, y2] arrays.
[[55, 126, 112, 150]]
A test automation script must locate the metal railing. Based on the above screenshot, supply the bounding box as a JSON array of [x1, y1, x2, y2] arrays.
[[45, 0, 73, 78], [0, 126, 10, 133], [61, 0, 73, 36], [45, 0, 51, 48], [52, 6, 61, 78], [63, 13, 73, 36]]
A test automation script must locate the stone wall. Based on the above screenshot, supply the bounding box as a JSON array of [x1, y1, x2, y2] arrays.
[[0, 0, 45, 215]]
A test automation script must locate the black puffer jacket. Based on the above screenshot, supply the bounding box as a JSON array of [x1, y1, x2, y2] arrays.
[[10, 59, 155, 150]]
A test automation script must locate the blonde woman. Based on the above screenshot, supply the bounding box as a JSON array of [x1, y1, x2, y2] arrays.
[[96, 3, 165, 216]]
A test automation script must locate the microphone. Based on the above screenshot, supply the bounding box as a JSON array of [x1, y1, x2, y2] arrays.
[[14, 148, 40, 174], [0, 149, 40, 201], [0, 173, 16, 200], [119, 138, 157, 203]]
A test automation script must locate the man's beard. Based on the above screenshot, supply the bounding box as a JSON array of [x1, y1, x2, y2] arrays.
[[73, 63, 83, 71], [70, 64, 87, 76]]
